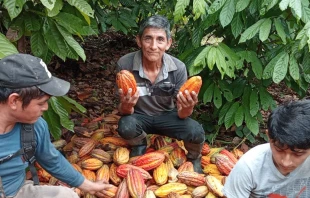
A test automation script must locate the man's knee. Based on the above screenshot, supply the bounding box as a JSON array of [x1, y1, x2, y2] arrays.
[[186, 121, 205, 144], [117, 116, 138, 139]]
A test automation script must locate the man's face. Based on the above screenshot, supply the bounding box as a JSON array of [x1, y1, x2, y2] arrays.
[[270, 140, 310, 176], [13, 95, 50, 123], [136, 27, 172, 64]]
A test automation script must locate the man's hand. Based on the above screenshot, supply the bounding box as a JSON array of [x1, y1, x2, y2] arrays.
[[176, 90, 198, 119], [118, 88, 139, 115], [78, 179, 111, 196]]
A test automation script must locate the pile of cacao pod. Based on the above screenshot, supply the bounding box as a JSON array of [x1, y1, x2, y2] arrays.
[[32, 110, 244, 198]]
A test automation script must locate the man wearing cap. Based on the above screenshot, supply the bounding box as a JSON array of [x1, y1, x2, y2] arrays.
[[0, 54, 109, 198]]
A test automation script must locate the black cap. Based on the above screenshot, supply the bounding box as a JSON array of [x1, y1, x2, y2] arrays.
[[0, 54, 70, 96]]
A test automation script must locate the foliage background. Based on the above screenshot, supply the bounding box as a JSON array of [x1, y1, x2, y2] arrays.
[[1, 0, 310, 144]]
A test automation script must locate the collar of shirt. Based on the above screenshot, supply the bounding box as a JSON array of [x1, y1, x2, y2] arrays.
[[133, 50, 177, 83]]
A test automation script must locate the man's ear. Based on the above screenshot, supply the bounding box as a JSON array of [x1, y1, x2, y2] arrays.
[[7, 93, 20, 110], [136, 36, 142, 48], [165, 38, 172, 51]]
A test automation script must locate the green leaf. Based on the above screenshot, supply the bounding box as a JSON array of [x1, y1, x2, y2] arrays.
[[3, 0, 25, 20], [259, 18, 272, 42], [234, 105, 244, 127], [43, 18, 67, 61], [31, 31, 48, 58], [289, 55, 300, 80], [0, 33, 18, 58], [279, 0, 290, 10], [236, 0, 251, 12], [215, 48, 227, 78], [259, 86, 273, 111], [218, 102, 232, 125], [301, 6, 310, 23], [53, 12, 96, 36], [47, 0, 63, 17], [239, 19, 265, 43], [231, 13, 243, 38], [49, 97, 74, 131], [192, 27, 203, 48], [274, 18, 287, 44], [173, 0, 190, 22], [207, 46, 217, 70], [194, 45, 211, 68], [61, 95, 87, 113], [40, 0, 56, 10], [66, 0, 94, 17], [225, 102, 239, 129], [220, 0, 235, 28], [249, 52, 263, 79], [24, 13, 41, 32], [43, 106, 62, 140], [272, 52, 289, 83], [193, 0, 207, 20], [203, 82, 214, 103], [290, 0, 302, 19], [245, 110, 259, 135], [208, 0, 227, 14], [218, 81, 234, 102], [213, 85, 222, 109], [263, 51, 287, 79], [249, 89, 259, 116], [56, 24, 86, 61]]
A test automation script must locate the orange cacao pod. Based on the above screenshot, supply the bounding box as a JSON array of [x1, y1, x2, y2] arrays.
[[153, 162, 168, 185], [154, 182, 187, 197], [177, 161, 194, 173], [78, 139, 96, 158], [201, 155, 211, 168], [113, 147, 130, 165], [132, 151, 166, 171], [192, 186, 209, 198], [91, 149, 112, 163], [203, 164, 221, 175], [126, 168, 146, 198], [177, 171, 206, 187], [232, 148, 244, 159], [82, 169, 96, 182], [219, 149, 238, 164], [116, 164, 152, 180], [96, 164, 110, 183], [166, 192, 182, 198], [100, 136, 129, 147], [179, 76, 202, 94], [98, 184, 118, 198], [116, 70, 137, 96], [205, 175, 224, 197], [115, 178, 130, 198], [201, 143, 211, 155], [81, 158, 103, 170], [169, 147, 187, 168], [109, 163, 122, 185], [214, 154, 235, 176]]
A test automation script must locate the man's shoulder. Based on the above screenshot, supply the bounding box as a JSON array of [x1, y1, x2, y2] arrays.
[[118, 51, 137, 62]]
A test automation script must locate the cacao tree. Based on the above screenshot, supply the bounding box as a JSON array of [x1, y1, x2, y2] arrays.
[[172, 0, 310, 143]]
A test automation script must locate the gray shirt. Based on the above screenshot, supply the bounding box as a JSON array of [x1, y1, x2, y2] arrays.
[[117, 50, 187, 116], [223, 143, 310, 198]]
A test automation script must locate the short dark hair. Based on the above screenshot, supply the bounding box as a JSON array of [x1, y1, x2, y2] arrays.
[[0, 86, 47, 108], [267, 100, 310, 150], [138, 15, 171, 40]]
